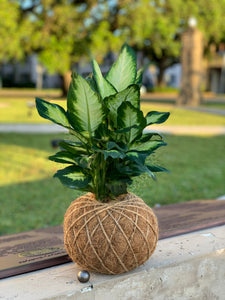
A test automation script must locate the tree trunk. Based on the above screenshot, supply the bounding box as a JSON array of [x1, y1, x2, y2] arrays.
[[157, 59, 166, 87], [0, 65, 2, 88], [158, 66, 165, 87], [36, 63, 44, 90], [61, 70, 72, 97], [177, 28, 203, 106]]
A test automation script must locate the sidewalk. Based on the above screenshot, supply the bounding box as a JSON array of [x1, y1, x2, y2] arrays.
[[0, 123, 67, 133], [184, 106, 225, 116], [0, 123, 225, 135], [145, 125, 225, 135]]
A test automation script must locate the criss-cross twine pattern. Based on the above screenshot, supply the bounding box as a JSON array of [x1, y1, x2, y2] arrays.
[[64, 193, 158, 275]]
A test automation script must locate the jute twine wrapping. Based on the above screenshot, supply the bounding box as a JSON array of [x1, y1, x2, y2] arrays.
[[64, 192, 158, 275]]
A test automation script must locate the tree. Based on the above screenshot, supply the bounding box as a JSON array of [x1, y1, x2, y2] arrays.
[[0, 0, 25, 86], [13, 0, 225, 95], [19, 0, 97, 95], [100, 0, 225, 86]]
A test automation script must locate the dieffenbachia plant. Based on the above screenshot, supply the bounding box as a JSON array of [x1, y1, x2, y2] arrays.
[[36, 44, 170, 202]]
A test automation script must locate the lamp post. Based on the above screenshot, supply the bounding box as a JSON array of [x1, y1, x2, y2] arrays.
[[177, 17, 203, 106], [188, 17, 197, 28], [219, 51, 225, 94]]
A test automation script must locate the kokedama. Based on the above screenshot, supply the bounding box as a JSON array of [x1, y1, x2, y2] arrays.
[[36, 44, 170, 275]]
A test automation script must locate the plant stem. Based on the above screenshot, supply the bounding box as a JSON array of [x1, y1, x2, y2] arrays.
[[94, 152, 107, 201]]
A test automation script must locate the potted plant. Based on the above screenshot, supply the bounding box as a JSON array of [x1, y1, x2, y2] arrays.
[[36, 44, 169, 275]]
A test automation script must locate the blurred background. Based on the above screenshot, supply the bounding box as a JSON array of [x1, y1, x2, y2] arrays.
[[0, 0, 225, 235], [0, 0, 225, 95]]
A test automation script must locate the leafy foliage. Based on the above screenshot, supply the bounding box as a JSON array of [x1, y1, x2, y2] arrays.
[[67, 72, 106, 137], [105, 44, 137, 92], [36, 98, 70, 128], [19, 0, 94, 75], [99, 0, 225, 85], [0, 0, 24, 62], [36, 44, 170, 202]]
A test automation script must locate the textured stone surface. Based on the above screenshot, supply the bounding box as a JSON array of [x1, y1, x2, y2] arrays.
[[0, 225, 225, 300]]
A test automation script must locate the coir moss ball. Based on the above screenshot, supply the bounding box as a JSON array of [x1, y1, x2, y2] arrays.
[[64, 193, 158, 275]]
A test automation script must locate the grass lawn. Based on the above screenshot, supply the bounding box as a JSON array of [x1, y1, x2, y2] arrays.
[[1, 133, 225, 235], [0, 97, 225, 125], [203, 102, 225, 110], [0, 98, 63, 123], [141, 103, 225, 125]]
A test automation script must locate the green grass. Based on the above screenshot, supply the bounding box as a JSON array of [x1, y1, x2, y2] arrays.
[[1, 98, 225, 125], [1, 133, 224, 235], [0, 98, 65, 123], [147, 86, 178, 93], [203, 102, 225, 110], [134, 134, 225, 206], [141, 103, 225, 125], [0, 88, 61, 95], [143, 99, 225, 110]]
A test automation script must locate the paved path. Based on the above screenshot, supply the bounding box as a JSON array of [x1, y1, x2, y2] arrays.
[[0, 123, 225, 135], [185, 106, 225, 116], [145, 125, 225, 135], [0, 123, 67, 133], [0, 102, 224, 135]]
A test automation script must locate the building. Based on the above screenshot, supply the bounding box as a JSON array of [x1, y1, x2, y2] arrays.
[[1, 48, 224, 93], [1, 55, 61, 89]]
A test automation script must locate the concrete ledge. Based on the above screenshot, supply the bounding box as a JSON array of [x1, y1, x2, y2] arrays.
[[1, 226, 225, 300]]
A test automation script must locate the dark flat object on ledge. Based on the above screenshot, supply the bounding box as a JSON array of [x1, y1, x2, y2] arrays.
[[154, 199, 225, 239], [1, 199, 225, 280]]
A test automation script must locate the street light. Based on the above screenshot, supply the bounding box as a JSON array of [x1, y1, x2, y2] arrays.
[[188, 17, 197, 28]]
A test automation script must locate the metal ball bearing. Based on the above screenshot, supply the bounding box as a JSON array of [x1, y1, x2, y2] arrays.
[[77, 270, 90, 283]]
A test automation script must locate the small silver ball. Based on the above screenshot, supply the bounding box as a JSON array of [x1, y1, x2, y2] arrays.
[[77, 270, 90, 283]]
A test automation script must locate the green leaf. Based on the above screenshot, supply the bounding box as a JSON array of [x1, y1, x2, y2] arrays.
[[106, 44, 137, 92], [54, 166, 91, 189], [116, 161, 144, 177], [67, 72, 105, 136], [117, 102, 146, 144], [104, 84, 140, 127], [102, 149, 126, 160], [68, 128, 88, 144], [73, 156, 91, 169], [92, 59, 117, 98], [146, 165, 169, 173], [49, 151, 90, 168], [86, 74, 98, 92], [105, 181, 129, 196], [126, 151, 147, 165], [117, 160, 156, 179], [129, 140, 167, 152], [106, 141, 128, 152], [49, 151, 76, 164], [91, 146, 126, 160], [59, 140, 88, 155], [135, 63, 150, 87], [135, 67, 144, 86], [137, 132, 163, 143], [94, 122, 111, 142], [36, 97, 70, 128], [141, 164, 156, 179], [145, 111, 170, 126]]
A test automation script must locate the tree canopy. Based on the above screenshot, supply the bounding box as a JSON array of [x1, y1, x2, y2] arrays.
[[0, 0, 24, 62], [105, 0, 225, 84], [19, 0, 94, 74]]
